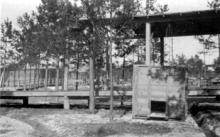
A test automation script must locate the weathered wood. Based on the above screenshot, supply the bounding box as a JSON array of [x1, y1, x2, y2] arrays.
[[145, 23, 151, 65], [0, 90, 132, 97], [63, 96, 70, 109]]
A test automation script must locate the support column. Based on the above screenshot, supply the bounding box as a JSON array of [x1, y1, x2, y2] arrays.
[[63, 96, 70, 109], [160, 37, 164, 66], [145, 22, 151, 65], [218, 34, 220, 58], [23, 97, 29, 106]]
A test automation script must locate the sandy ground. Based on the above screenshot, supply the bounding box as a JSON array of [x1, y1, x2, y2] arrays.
[[0, 106, 206, 137]]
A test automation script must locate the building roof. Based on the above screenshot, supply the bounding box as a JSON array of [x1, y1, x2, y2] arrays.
[[133, 9, 220, 38]]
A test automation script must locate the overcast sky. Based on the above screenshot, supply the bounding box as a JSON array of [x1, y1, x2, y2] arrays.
[[0, 0, 218, 64]]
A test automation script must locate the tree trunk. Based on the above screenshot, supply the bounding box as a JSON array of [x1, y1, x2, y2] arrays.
[[75, 56, 79, 90], [218, 34, 220, 58], [89, 56, 95, 113], [48, 69, 51, 86], [13, 70, 16, 87], [7, 69, 10, 87], [44, 62, 48, 89], [29, 65, 32, 89], [63, 58, 69, 91], [106, 45, 110, 89], [109, 37, 114, 121], [18, 69, 20, 88], [122, 56, 125, 80], [160, 37, 164, 66], [55, 57, 59, 91], [33, 66, 36, 88], [37, 64, 40, 88], [0, 68, 5, 87], [24, 64, 27, 91], [64, 43, 69, 91]]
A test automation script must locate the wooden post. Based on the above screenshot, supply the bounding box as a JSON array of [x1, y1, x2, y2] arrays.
[[89, 56, 95, 113], [145, 22, 151, 66], [23, 97, 28, 106], [160, 37, 164, 66], [63, 96, 70, 109]]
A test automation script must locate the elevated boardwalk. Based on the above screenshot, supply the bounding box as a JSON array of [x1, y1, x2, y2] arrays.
[[0, 89, 132, 109]]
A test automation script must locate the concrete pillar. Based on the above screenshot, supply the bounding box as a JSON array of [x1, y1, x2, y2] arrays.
[[63, 96, 70, 109], [145, 22, 151, 65]]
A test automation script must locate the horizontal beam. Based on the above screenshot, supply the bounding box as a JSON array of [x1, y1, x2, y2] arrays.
[[0, 90, 132, 97]]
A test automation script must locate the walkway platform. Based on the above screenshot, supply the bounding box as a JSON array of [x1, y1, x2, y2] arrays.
[[0, 90, 132, 109]]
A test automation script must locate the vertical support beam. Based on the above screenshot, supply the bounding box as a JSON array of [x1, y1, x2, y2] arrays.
[[63, 96, 70, 109], [145, 22, 151, 65], [23, 97, 29, 106], [160, 37, 164, 66], [218, 34, 220, 58]]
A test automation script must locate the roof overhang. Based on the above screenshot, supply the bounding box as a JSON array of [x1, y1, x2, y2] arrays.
[[133, 9, 220, 38]]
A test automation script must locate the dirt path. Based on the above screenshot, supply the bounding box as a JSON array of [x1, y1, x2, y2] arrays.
[[0, 107, 206, 137]]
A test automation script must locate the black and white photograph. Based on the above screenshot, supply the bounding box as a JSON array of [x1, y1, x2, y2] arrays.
[[0, 0, 220, 137]]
